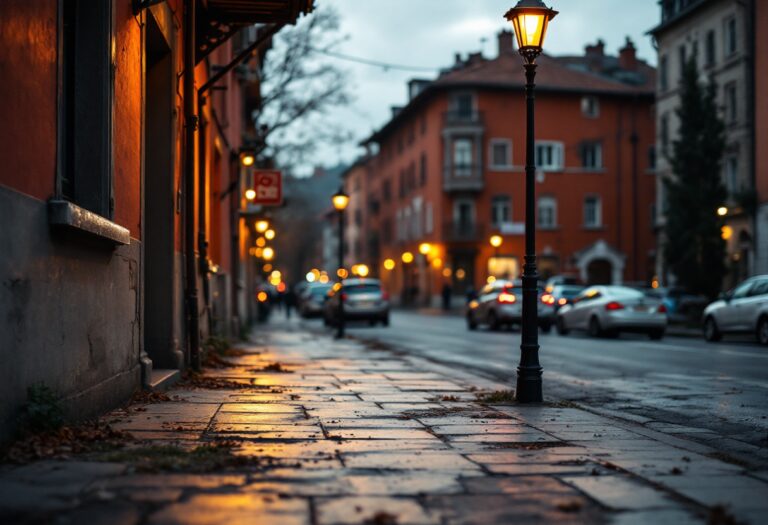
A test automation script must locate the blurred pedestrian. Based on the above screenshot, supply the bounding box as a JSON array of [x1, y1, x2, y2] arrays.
[[441, 283, 452, 311], [465, 285, 478, 304], [284, 287, 296, 319]]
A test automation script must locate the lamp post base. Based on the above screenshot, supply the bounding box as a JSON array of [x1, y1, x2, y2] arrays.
[[515, 363, 543, 403]]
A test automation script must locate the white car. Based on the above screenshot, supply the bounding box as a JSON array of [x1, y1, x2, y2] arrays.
[[556, 285, 667, 340], [702, 275, 768, 345]]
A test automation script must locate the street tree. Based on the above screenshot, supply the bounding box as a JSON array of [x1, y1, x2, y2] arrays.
[[254, 6, 352, 171], [663, 57, 726, 298]]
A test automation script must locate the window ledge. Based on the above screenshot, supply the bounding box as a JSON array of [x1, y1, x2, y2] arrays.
[[48, 200, 130, 246], [583, 225, 606, 231]]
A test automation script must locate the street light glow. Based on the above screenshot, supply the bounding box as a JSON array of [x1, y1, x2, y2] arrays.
[[490, 235, 503, 248], [265, 229, 276, 240], [241, 154, 255, 167], [306, 271, 316, 282], [245, 189, 256, 200], [419, 243, 432, 255], [401, 252, 414, 264], [255, 220, 270, 233], [717, 206, 728, 216], [383, 258, 396, 270], [262, 247, 275, 260]]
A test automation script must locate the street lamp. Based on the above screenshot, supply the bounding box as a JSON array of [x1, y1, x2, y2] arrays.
[[332, 187, 350, 338], [489, 234, 503, 280], [505, 0, 557, 403], [255, 220, 270, 233], [418, 243, 432, 306]]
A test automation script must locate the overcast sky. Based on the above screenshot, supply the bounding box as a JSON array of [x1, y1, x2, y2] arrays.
[[298, 0, 660, 174]]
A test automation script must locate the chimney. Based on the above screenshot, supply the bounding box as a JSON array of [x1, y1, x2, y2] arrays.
[[619, 36, 638, 71], [584, 38, 606, 72], [497, 30, 515, 57]]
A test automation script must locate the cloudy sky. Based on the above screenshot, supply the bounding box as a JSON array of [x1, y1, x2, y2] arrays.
[[298, 0, 660, 174]]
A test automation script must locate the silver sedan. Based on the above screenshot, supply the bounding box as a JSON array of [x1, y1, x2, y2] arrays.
[[556, 286, 667, 340]]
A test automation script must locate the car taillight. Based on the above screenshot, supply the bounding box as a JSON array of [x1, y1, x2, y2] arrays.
[[498, 292, 517, 304], [341, 293, 348, 301], [657, 304, 667, 313], [541, 294, 555, 305], [381, 291, 389, 301], [605, 301, 624, 311], [558, 298, 568, 306]]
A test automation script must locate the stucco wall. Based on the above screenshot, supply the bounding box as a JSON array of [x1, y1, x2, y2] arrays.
[[0, 187, 141, 442]]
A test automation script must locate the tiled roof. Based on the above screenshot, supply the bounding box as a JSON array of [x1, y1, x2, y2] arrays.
[[434, 52, 655, 95]]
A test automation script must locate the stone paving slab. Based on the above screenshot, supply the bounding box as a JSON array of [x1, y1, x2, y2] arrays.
[[1, 322, 766, 524]]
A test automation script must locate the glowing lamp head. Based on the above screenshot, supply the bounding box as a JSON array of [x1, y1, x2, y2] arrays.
[[262, 247, 275, 261], [245, 189, 256, 201], [255, 220, 270, 233], [504, 0, 558, 63], [401, 252, 414, 264], [332, 187, 350, 211], [489, 235, 503, 248], [418, 243, 432, 255], [241, 154, 255, 167], [717, 206, 728, 217], [356, 264, 369, 277], [265, 229, 276, 240], [383, 258, 396, 271]]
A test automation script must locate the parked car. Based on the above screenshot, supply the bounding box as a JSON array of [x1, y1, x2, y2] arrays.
[[702, 275, 768, 345], [545, 284, 585, 312], [466, 280, 555, 332], [556, 285, 667, 339], [543, 275, 581, 293], [323, 278, 390, 326], [642, 286, 708, 324], [298, 282, 333, 318]]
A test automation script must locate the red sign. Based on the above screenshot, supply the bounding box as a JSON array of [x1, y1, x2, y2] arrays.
[[252, 170, 283, 206]]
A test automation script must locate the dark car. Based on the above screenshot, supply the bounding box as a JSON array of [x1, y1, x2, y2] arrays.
[[545, 284, 585, 312], [466, 280, 555, 332], [298, 282, 333, 318]]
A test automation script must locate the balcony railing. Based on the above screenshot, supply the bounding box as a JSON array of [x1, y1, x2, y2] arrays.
[[443, 221, 485, 242], [442, 111, 484, 126], [443, 164, 483, 191]]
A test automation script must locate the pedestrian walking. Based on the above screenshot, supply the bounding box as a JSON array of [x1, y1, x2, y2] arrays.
[[441, 283, 452, 311], [284, 287, 296, 319]]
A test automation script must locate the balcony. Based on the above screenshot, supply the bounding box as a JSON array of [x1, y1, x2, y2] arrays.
[[443, 221, 485, 243], [443, 164, 483, 192], [442, 110, 484, 127]]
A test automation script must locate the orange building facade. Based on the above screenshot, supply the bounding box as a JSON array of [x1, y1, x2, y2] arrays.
[[345, 32, 657, 305], [0, 0, 312, 441]]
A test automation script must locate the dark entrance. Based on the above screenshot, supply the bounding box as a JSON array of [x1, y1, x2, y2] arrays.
[[143, 11, 179, 369], [587, 259, 612, 285]]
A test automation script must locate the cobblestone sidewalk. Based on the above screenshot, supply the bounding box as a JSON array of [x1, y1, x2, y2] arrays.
[[1, 323, 766, 524]]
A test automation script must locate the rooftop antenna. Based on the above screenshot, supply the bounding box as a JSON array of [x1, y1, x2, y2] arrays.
[[480, 36, 488, 56]]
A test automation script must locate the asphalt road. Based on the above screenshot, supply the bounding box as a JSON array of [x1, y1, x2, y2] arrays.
[[299, 310, 768, 465]]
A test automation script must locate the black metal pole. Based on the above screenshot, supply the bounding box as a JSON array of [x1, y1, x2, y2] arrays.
[[516, 62, 543, 402], [336, 210, 345, 338]]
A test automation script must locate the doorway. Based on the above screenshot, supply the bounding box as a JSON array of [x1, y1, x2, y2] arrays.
[[143, 12, 179, 369], [587, 259, 613, 285]]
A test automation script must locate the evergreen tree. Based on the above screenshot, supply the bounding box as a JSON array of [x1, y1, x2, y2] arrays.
[[663, 57, 726, 298]]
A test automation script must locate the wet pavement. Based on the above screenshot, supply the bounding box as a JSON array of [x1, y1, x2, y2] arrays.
[[1, 321, 767, 524]]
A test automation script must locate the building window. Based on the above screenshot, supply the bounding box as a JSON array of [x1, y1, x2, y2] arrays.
[[705, 30, 716, 67], [383, 179, 391, 202], [489, 139, 512, 169], [535, 141, 564, 170], [425, 202, 433, 234], [420, 153, 427, 186], [584, 196, 602, 228], [491, 195, 511, 226], [581, 96, 599, 118], [60, 0, 115, 216], [452, 92, 475, 118], [648, 145, 656, 170], [659, 55, 668, 91], [725, 82, 737, 124], [398, 169, 406, 198], [453, 138, 473, 176], [725, 155, 739, 195], [453, 200, 475, 232], [660, 113, 669, 157], [724, 15, 737, 56], [537, 196, 557, 229], [580, 142, 602, 169]]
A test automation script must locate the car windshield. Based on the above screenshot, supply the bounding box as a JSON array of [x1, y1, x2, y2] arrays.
[[558, 286, 584, 298], [608, 287, 645, 299], [346, 284, 381, 294], [309, 286, 331, 297]]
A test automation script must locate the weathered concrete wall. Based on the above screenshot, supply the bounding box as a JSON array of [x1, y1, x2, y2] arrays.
[[0, 186, 141, 442]]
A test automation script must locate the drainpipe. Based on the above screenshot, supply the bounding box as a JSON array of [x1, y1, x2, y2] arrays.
[[198, 94, 211, 336], [183, 0, 201, 371]]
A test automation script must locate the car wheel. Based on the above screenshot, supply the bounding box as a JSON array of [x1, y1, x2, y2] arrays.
[[704, 316, 722, 342], [648, 329, 665, 341], [541, 323, 552, 334], [467, 313, 477, 331], [556, 317, 569, 335], [488, 311, 500, 331], [757, 316, 768, 346], [588, 316, 603, 338]]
